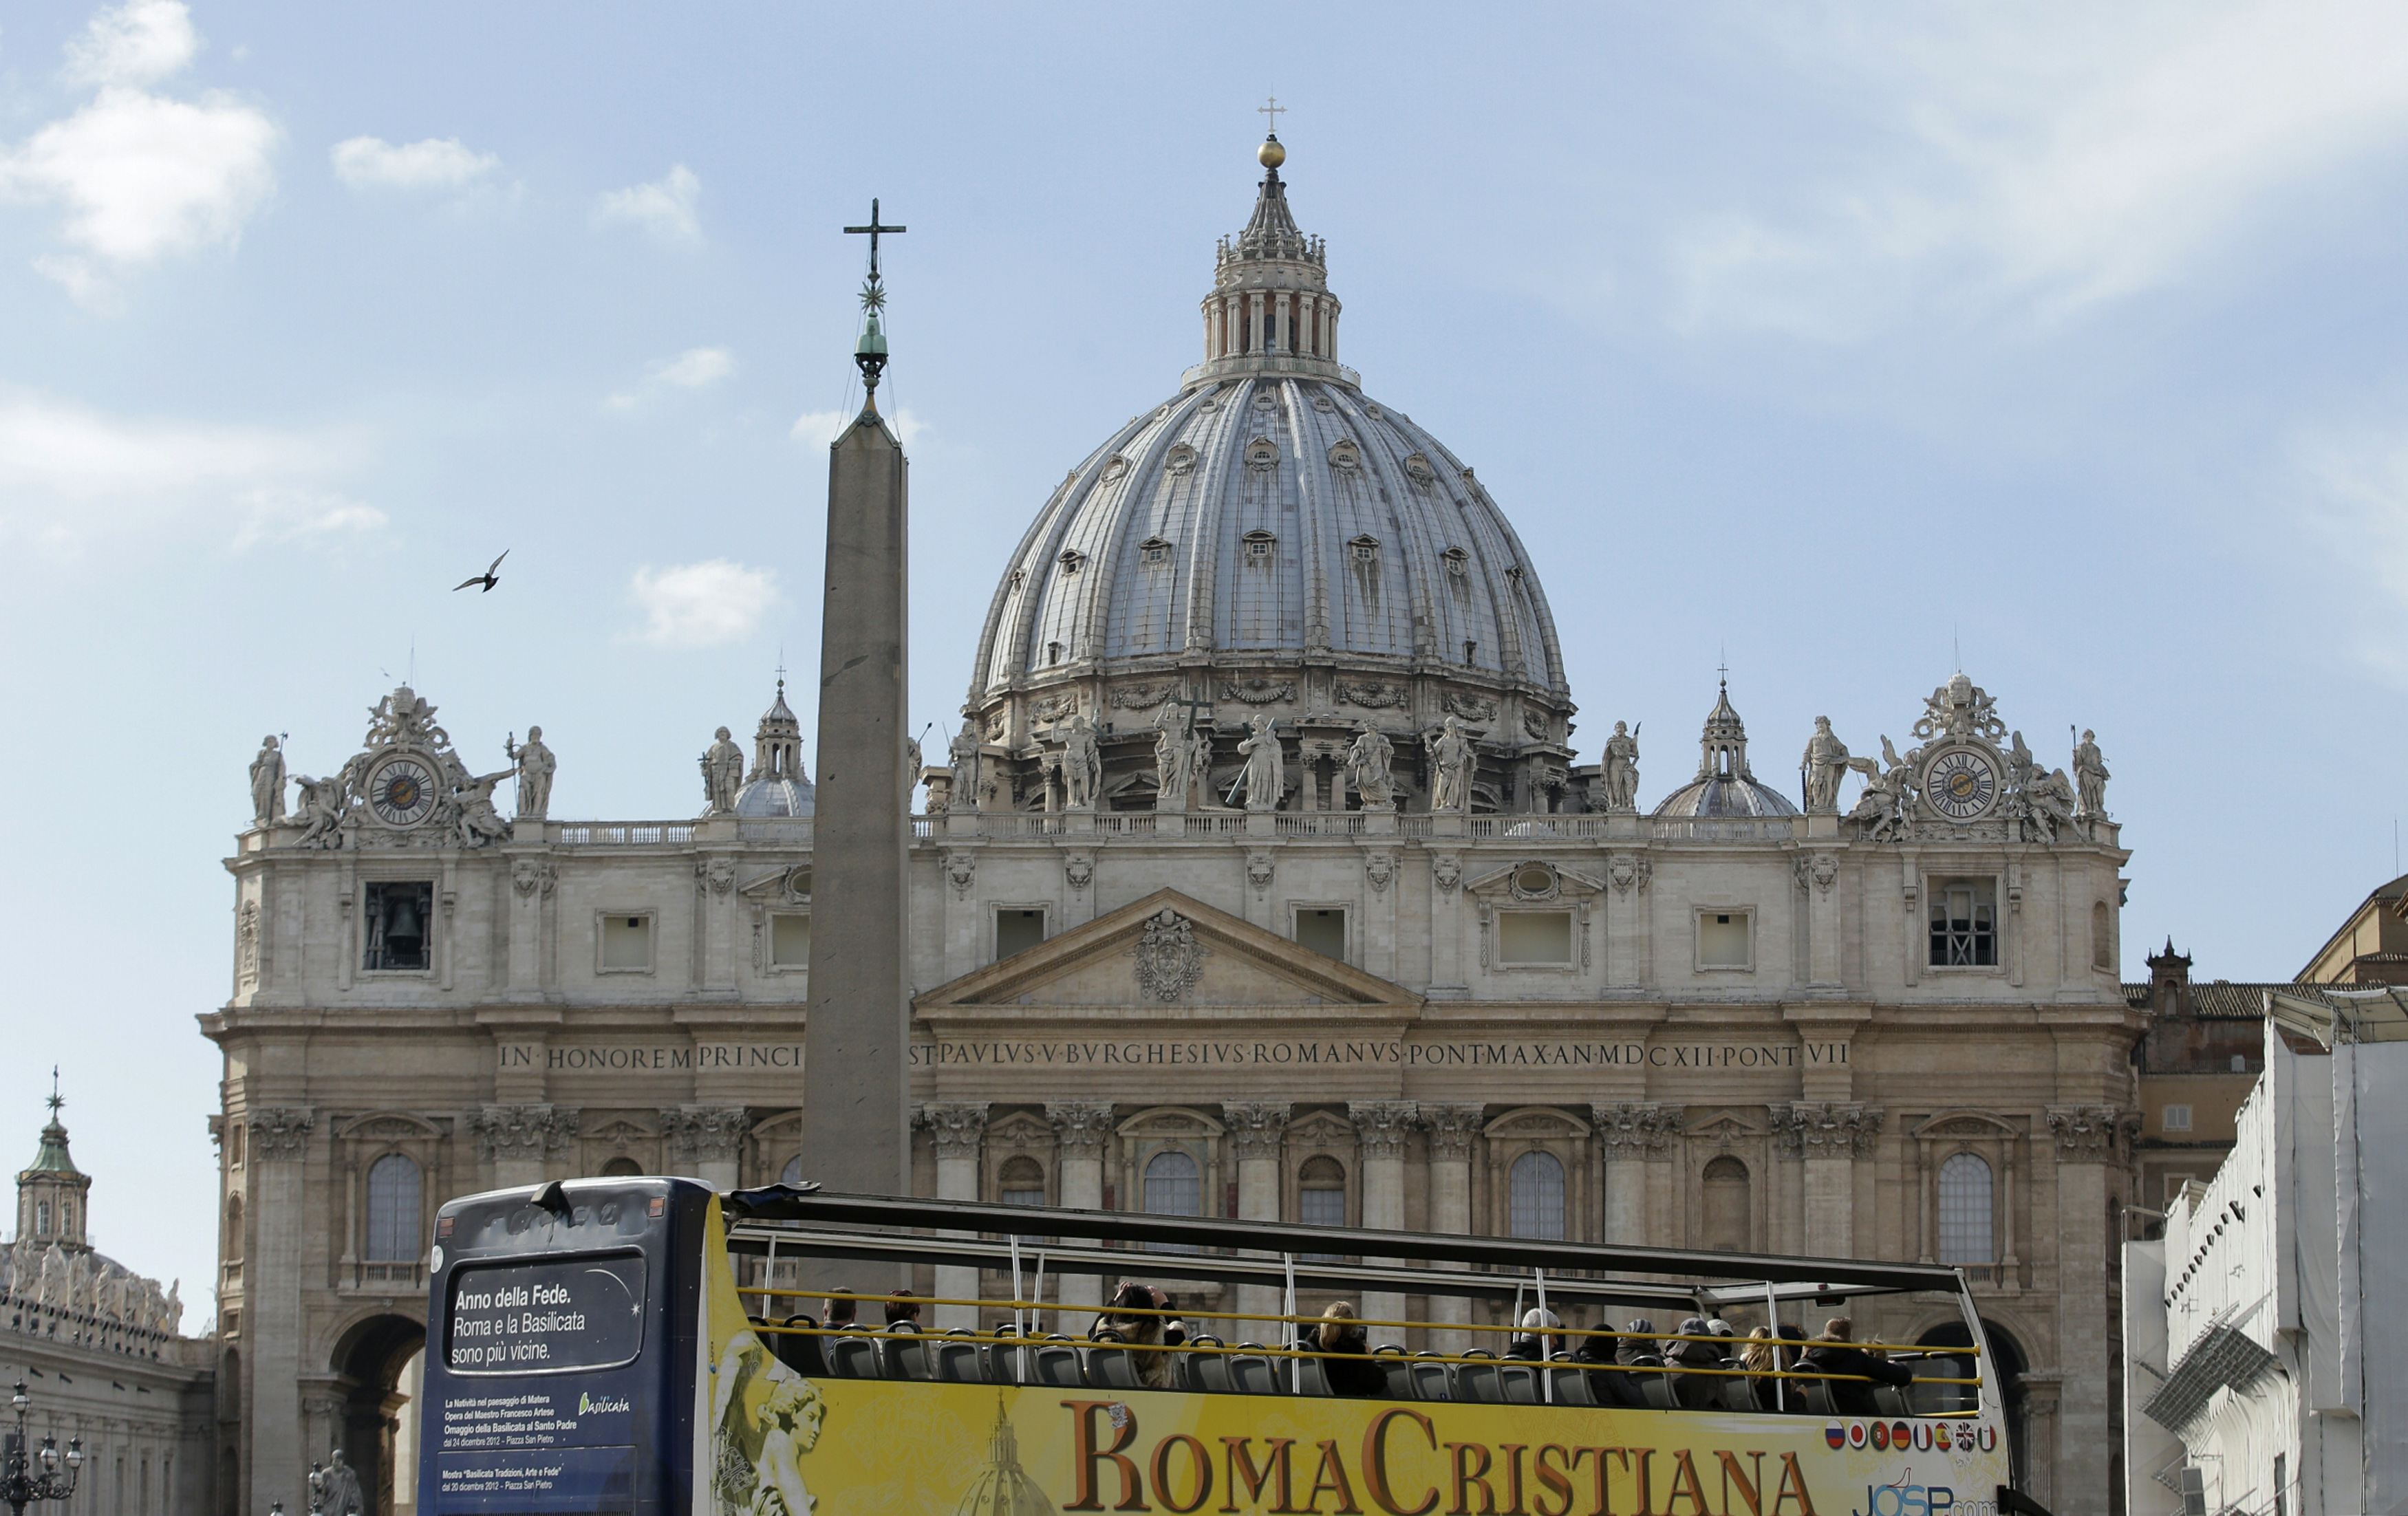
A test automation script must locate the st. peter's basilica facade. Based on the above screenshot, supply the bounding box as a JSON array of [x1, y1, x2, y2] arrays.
[[210, 139, 2140, 1515]]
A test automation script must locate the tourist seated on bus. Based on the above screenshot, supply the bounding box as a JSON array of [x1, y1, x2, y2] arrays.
[[1741, 1328, 1786, 1411], [824, 1289, 858, 1329], [1570, 1318, 1637, 1407], [1314, 1303, 1386, 1398], [1094, 1281, 1180, 1390], [1615, 1318, 1666, 1368], [1667, 1316, 1727, 1408], [1797, 1317, 1913, 1416], [884, 1290, 923, 1328], [1506, 1306, 1563, 1361]]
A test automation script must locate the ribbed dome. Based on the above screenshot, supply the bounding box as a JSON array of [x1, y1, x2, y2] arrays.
[[963, 138, 1571, 803], [1652, 679, 1798, 819], [955, 1412, 1055, 1516]]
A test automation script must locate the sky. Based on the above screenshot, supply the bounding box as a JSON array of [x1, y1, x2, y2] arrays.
[[4, 1, 2407, 1317]]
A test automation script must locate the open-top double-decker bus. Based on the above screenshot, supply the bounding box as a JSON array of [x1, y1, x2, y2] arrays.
[[418, 1177, 2043, 1515]]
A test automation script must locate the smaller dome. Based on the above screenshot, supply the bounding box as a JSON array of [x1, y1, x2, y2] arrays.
[[1652, 678, 1798, 819], [731, 678, 815, 817]]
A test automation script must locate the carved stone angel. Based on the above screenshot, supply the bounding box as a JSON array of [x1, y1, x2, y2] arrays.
[[1845, 736, 1913, 843], [291, 772, 350, 849]]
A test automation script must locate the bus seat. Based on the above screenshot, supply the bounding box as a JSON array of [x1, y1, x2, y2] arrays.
[[1872, 1385, 1910, 1418], [1718, 1376, 1756, 1413], [1797, 1380, 1838, 1418], [1293, 1351, 1331, 1398], [1083, 1346, 1141, 1392], [1496, 1363, 1540, 1405], [1637, 1371, 1677, 1411], [1453, 1356, 1503, 1403], [1176, 1336, 1220, 1394], [1031, 1337, 1085, 1389], [932, 1335, 984, 1385], [1375, 1347, 1414, 1402], [771, 1316, 826, 1378], [1229, 1345, 1283, 1396], [1408, 1353, 1453, 1403], [1545, 1363, 1597, 1407], [881, 1326, 932, 1381], [1674, 1369, 1722, 1410], [979, 1327, 1020, 1387], [826, 1336, 884, 1380]]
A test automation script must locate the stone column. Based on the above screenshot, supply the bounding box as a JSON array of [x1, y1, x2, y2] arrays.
[[2047, 1107, 2129, 1513], [1349, 1102, 1417, 1346], [803, 402, 914, 1211], [1224, 1103, 1291, 1334], [506, 858, 553, 999], [696, 857, 738, 997], [1801, 853, 1842, 988], [1428, 855, 1465, 994], [474, 1104, 579, 1190], [1773, 1103, 1883, 1258], [921, 1103, 989, 1328], [244, 1108, 313, 1516], [1419, 1105, 1483, 1353], [661, 1105, 749, 1190], [1048, 1101, 1115, 1317], [1593, 1103, 1681, 1245]]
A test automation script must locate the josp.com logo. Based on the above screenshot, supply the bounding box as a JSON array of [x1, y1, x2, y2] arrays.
[[1851, 1473, 1999, 1516]]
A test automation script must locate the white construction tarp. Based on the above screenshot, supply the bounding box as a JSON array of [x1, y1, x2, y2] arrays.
[[2339, 1039, 2408, 1505]]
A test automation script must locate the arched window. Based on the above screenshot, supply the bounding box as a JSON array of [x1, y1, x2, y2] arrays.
[[364, 1154, 423, 1262], [601, 1156, 644, 1178], [1701, 1156, 1750, 1252], [1937, 1153, 1995, 1265], [998, 1156, 1046, 1209], [1509, 1151, 1565, 1240], [1144, 1149, 1203, 1254]]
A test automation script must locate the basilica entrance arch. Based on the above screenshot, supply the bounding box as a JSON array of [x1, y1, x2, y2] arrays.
[[329, 1313, 425, 1516]]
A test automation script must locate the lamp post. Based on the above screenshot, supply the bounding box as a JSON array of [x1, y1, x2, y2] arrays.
[[0, 1381, 82, 1516]]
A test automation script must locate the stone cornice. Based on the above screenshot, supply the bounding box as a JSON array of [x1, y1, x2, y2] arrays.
[[916, 1103, 991, 1157], [1419, 1103, 1486, 1160], [1591, 1103, 1685, 1154], [1046, 1101, 1116, 1157], [1770, 1101, 1885, 1158], [1348, 1101, 1417, 1158], [659, 1105, 749, 1161], [246, 1107, 315, 1160], [1221, 1101, 1291, 1160], [473, 1103, 579, 1161]]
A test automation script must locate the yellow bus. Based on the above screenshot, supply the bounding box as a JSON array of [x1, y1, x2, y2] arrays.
[[418, 1178, 2045, 1516]]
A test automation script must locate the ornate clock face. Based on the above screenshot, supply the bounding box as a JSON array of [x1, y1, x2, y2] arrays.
[[1924, 747, 1999, 821], [367, 758, 438, 827]]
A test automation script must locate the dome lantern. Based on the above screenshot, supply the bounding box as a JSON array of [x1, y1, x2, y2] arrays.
[[1651, 677, 1798, 821], [1198, 130, 1341, 383]]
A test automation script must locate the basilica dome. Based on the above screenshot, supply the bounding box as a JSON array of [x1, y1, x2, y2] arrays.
[[960, 136, 1573, 813], [731, 680, 815, 818]]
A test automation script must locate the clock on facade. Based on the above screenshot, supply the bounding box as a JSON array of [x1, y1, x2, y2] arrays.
[[1922, 747, 1999, 821], [367, 757, 438, 827]]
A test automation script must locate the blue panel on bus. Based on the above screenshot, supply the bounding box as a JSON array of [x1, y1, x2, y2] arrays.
[[432, 1443, 634, 1512]]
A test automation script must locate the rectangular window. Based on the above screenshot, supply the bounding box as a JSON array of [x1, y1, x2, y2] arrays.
[[1294, 908, 1347, 961], [1928, 880, 1998, 967], [363, 881, 435, 972], [2162, 1104, 2193, 1133], [1498, 910, 1574, 966], [599, 914, 654, 973], [769, 913, 811, 971], [995, 908, 1046, 961], [1696, 910, 1753, 971]]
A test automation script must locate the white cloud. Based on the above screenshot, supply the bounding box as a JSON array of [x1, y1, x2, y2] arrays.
[[231, 488, 387, 550], [1668, 3, 2408, 337], [331, 136, 499, 192], [791, 407, 926, 449], [654, 346, 733, 389], [1, 3, 276, 307], [594, 164, 700, 244], [628, 559, 778, 648], [0, 389, 361, 547], [63, 0, 196, 89], [2294, 421, 2408, 679]]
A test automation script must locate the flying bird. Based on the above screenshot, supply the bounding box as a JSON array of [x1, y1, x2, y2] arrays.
[[453, 550, 508, 594]]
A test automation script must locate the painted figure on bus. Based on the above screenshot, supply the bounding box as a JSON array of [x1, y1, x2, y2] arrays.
[[712, 1327, 828, 1516]]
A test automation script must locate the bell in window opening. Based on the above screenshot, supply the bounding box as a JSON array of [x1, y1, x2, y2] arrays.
[[365, 881, 435, 971]]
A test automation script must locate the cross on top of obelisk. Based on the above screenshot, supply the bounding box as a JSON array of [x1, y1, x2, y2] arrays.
[[843, 198, 906, 398]]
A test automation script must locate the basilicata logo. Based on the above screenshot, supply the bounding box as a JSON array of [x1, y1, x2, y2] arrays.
[[577, 1393, 631, 1416]]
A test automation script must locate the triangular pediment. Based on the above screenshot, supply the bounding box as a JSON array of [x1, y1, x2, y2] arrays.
[[916, 888, 1421, 1011]]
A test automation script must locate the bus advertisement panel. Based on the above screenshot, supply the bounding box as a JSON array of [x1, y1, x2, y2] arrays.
[[697, 1200, 2009, 1516]]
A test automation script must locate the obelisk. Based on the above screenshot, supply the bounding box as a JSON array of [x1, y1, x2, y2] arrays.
[[802, 204, 912, 1200]]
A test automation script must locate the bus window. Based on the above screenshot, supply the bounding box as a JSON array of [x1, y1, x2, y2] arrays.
[[446, 1253, 646, 1374]]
